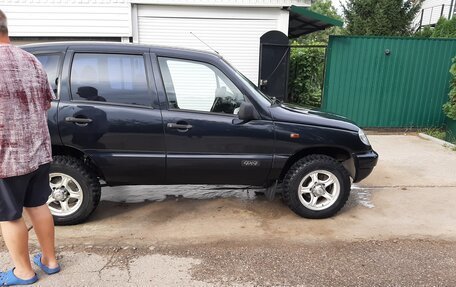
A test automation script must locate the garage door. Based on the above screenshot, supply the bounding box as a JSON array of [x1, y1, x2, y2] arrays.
[[137, 5, 282, 83]]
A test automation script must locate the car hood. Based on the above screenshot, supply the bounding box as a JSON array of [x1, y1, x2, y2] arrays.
[[270, 103, 360, 132]]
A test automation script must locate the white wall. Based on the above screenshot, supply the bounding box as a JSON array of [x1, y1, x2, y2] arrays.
[[136, 5, 290, 82], [133, 0, 310, 7], [415, 0, 454, 27], [0, 0, 309, 38], [1, 0, 310, 82], [0, 0, 132, 37], [422, 0, 452, 9]]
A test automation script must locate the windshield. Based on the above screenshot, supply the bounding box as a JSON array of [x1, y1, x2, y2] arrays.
[[223, 59, 273, 106]]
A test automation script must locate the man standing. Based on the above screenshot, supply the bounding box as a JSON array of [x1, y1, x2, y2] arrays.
[[0, 10, 60, 286]]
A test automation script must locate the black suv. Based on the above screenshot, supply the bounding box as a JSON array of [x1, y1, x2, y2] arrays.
[[23, 42, 378, 225]]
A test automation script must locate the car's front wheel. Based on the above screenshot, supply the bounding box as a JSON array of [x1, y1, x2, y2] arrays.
[[282, 155, 351, 219], [47, 156, 101, 225]]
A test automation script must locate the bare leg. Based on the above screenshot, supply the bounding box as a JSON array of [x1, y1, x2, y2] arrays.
[[0, 218, 36, 279], [25, 205, 58, 268]]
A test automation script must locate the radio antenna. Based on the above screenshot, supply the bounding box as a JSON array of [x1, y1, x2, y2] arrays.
[[190, 32, 220, 55]]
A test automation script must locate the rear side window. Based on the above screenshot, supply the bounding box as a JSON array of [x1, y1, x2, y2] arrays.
[[70, 53, 150, 107], [35, 54, 61, 95]]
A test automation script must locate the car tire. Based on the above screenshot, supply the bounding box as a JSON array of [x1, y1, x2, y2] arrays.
[[48, 156, 101, 225], [282, 154, 350, 219]]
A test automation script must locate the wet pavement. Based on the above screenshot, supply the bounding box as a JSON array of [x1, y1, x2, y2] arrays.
[[101, 184, 375, 210], [101, 185, 261, 203], [1, 135, 456, 286]]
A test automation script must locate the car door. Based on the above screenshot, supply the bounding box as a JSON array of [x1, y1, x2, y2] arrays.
[[58, 48, 166, 185], [32, 51, 64, 147], [155, 56, 275, 185]]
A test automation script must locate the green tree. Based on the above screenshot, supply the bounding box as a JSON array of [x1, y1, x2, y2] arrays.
[[414, 26, 433, 38], [342, 0, 423, 36], [297, 0, 344, 44], [443, 57, 456, 120], [414, 17, 456, 38], [288, 47, 326, 107], [432, 17, 456, 38]]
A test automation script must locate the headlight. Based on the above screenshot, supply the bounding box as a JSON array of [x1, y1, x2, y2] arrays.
[[358, 129, 370, 146]]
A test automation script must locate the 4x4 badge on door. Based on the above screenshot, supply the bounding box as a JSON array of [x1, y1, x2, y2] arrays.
[[241, 160, 260, 167]]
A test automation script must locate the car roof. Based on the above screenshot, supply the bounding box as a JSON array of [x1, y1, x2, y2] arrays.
[[20, 41, 222, 60]]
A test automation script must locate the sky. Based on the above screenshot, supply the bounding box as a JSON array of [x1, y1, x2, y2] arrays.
[[330, 0, 346, 14]]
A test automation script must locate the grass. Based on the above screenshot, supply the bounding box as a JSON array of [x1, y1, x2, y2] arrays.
[[419, 128, 446, 140], [420, 128, 456, 151]]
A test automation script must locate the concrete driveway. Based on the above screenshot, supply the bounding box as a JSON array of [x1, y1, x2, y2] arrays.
[[1, 135, 456, 286]]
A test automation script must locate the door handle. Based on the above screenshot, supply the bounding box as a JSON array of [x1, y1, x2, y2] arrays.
[[65, 117, 93, 124], [167, 123, 193, 130]]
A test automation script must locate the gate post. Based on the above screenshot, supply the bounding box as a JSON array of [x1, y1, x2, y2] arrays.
[[258, 31, 290, 102]]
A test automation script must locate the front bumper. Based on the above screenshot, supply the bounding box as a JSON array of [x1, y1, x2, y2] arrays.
[[353, 150, 379, 183]]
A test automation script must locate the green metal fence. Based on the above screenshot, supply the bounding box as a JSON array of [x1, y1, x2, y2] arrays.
[[322, 36, 456, 128]]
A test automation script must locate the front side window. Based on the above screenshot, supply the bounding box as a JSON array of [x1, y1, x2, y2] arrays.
[[36, 54, 61, 94], [158, 57, 245, 114], [70, 53, 150, 106]]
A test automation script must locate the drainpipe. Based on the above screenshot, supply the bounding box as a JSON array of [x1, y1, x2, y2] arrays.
[[419, 9, 424, 31], [450, 0, 455, 19]]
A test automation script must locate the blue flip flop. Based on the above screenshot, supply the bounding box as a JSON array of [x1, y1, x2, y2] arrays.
[[0, 269, 38, 286], [33, 254, 61, 275]]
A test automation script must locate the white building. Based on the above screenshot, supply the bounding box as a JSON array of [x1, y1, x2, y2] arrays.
[[415, 0, 455, 29], [0, 0, 324, 83]]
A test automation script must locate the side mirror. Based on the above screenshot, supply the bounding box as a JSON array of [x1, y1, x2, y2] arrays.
[[238, 102, 259, 121]]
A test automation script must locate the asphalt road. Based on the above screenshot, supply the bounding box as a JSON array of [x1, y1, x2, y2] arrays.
[[1, 135, 455, 286]]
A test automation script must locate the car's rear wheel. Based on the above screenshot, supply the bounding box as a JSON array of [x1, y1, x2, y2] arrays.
[[48, 156, 101, 225], [282, 155, 350, 219]]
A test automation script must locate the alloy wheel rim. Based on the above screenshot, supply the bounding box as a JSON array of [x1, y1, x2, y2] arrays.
[[297, 170, 340, 211], [48, 173, 84, 216]]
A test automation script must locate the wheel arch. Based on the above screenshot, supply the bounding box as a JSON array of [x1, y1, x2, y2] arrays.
[[51, 145, 105, 181], [279, 146, 354, 181]]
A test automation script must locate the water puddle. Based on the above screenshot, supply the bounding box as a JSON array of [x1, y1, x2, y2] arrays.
[[101, 185, 265, 203], [350, 185, 375, 208], [102, 184, 376, 210]]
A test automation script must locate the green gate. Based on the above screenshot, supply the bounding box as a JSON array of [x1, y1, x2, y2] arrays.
[[322, 36, 456, 128]]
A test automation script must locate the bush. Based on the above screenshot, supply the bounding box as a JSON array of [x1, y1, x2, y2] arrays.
[[433, 17, 456, 38], [288, 45, 326, 108], [414, 26, 433, 38], [287, 0, 343, 108], [443, 57, 456, 120], [415, 17, 456, 38]]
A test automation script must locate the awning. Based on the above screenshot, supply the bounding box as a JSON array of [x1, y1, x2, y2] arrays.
[[288, 5, 344, 38]]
